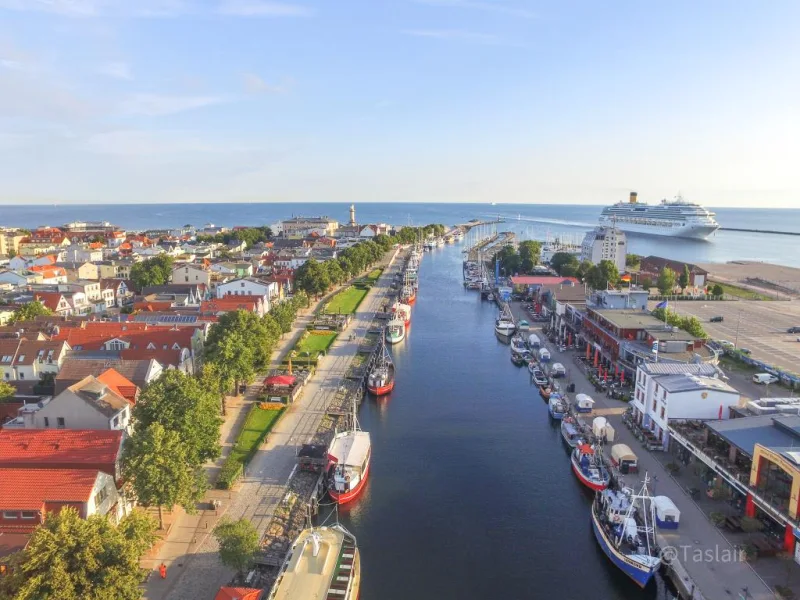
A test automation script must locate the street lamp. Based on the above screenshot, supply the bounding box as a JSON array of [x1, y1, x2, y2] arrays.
[[734, 309, 743, 349]]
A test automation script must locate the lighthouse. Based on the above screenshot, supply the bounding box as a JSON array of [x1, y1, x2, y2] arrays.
[[349, 204, 356, 226]]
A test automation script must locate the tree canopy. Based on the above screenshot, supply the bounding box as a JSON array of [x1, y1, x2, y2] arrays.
[[393, 224, 445, 244], [213, 517, 260, 576], [651, 307, 707, 338], [0, 508, 156, 600], [195, 226, 272, 248], [679, 265, 691, 289], [121, 423, 208, 529], [657, 267, 677, 295], [132, 370, 222, 464], [129, 254, 174, 290], [294, 258, 331, 298], [0, 380, 15, 402], [10, 301, 52, 324], [711, 283, 724, 297], [585, 260, 620, 290], [518, 241, 542, 273], [549, 252, 581, 277], [625, 253, 642, 268]]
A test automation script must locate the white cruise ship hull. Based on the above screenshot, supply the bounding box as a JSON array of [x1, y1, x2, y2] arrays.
[[598, 217, 718, 240]]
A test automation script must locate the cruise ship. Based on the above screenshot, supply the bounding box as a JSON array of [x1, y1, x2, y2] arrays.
[[598, 192, 720, 239]]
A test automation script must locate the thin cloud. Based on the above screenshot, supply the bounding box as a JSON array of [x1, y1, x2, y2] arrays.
[[217, 0, 314, 17], [242, 72, 290, 94], [0, 0, 99, 16], [98, 62, 133, 80], [120, 93, 227, 117], [412, 0, 536, 19], [403, 29, 514, 46]]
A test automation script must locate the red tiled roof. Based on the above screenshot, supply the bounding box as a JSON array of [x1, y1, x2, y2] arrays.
[[0, 430, 122, 469], [509, 276, 581, 286], [97, 368, 139, 404], [119, 347, 183, 366], [29, 265, 66, 278], [32, 292, 65, 312], [214, 588, 263, 600], [0, 468, 99, 510]]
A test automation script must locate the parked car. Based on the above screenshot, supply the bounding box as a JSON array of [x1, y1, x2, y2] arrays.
[[788, 326, 800, 333], [710, 316, 724, 323], [753, 373, 779, 385], [740, 348, 752, 355], [718, 340, 734, 348]]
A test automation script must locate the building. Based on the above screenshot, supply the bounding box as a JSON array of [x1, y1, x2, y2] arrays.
[[0, 228, 26, 257], [65, 247, 103, 263], [639, 256, 710, 288], [62, 221, 118, 234], [99, 279, 133, 307], [28, 265, 68, 284], [0, 339, 70, 383], [580, 226, 627, 272], [55, 261, 99, 281], [55, 358, 162, 392], [171, 263, 212, 286], [281, 216, 339, 237], [630, 362, 740, 449], [33, 292, 73, 315], [216, 278, 279, 306]]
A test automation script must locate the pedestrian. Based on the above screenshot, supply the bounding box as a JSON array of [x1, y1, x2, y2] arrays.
[[159, 563, 167, 579]]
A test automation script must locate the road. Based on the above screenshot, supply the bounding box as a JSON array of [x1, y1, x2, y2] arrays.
[[159, 255, 403, 600]]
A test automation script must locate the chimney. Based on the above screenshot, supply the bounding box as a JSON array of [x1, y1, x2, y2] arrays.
[[629, 191, 638, 204]]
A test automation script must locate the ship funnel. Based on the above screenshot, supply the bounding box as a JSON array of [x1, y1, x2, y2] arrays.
[[629, 191, 638, 204]]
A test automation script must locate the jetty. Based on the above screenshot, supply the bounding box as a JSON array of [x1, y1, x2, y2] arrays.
[[720, 227, 800, 236]]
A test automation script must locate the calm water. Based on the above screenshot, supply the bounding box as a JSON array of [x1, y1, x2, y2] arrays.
[[323, 245, 663, 600], [1, 202, 799, 267]]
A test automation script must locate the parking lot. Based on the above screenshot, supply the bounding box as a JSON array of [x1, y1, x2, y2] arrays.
[[649, 299, 800, 374]]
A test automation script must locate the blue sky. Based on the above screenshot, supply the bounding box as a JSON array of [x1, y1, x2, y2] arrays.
[[0, 0, 798, 206]]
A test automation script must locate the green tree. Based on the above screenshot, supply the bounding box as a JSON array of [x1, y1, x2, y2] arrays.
[[585, 260, 620, 290], [294, 258, 330, 297], [679, 265, 691, 289], [213, 517, 260, 577], [129, 254, 174, 290], [122, 423, 208, 529], [518, 241, 542, 273], [10, 301, 53, 324], [711, 283, 724, 297], [550, 252, 580, 276], [625, 253, 641, 268], [577, 260, 593, 282], [292, 290, 309, 309], [0, 380, 14, 402], [325, 259, 345, 287], [0, 508, 156, 600], [132, 370, 222, 465], [657, 267, 677, 295], [641, 276, 653, 290], [270, 301, 297, 335], [201, 362, 234, 416], [681, 315, 707, 338]]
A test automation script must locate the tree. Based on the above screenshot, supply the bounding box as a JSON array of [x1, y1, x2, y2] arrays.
[[625, 253, 641, 268], [518, 241, 542, 273], [270, 301, 297, 335], [213, 517, 260, 577], [657, 267, 677, 295], [292, 290, 309, 309], [550, 252, 580, 276], [679, 265, 691, 289], [325, 259, 345, 287], [0, 508, 156, 600], [585, 260, 620, 290], [577, 260, 593, 282], [132, 370, 222, 465], [122, 423, 208, 529], [129, 254, 174, 290], [10, 301, 52, 324], [711, 283, 724, 297], [294, 258, 331, 298], [641, 276, 653, 290], [0, 380, 14, 402], [201, 362, 234, 416]]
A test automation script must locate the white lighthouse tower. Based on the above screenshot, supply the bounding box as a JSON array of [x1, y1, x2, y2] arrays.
[[349, 204, 356, 226]]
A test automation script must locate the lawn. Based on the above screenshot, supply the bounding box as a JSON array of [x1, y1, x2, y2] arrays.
[[365, 268, 384, 284], [295, 330, 338, 354], [218, 404, 284, 488], [716, 282, 773, 301], [325, 286, 369, 315]]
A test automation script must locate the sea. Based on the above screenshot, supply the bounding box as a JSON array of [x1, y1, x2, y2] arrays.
[[1, 203, 799, 268]]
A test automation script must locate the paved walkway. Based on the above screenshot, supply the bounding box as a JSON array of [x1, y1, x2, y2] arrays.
[[146, 254, 402, 600], [509, 302, 776, 600]]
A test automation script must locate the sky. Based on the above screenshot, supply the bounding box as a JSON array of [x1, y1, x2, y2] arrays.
[[0, 0, 799, 207]]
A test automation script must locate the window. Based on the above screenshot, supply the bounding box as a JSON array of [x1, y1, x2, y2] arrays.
[[94, 487, 108, 507], [44, 417, 49, 427], [21, 511, 36, 520], [660, 407, 665, 420], [652, 399, 657, 411], [240, 282, 245, 287], [57, 417, 65, 428], [113, 416, 119, 427], [2, 512, 18, 520], [19, 372, 24, 380], [17, 355, 24, 362], [185, 276, 189, 282]]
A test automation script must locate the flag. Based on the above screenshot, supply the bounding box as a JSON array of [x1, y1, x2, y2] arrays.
[[655, 300, 668, 309], [652, 340, 659, 354], [621, 273, 631, 282]]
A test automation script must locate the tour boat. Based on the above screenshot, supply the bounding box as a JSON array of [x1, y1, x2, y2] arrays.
[[561, 418, 584, 448], [267, 523, 361, 600], [328, 428, 372, 504], [548, 394, 567, 420], [571, 443, 611, 491], [367, 335, 395, 396], [591, 476, 661, 587], [385, 318, 405, 344], [391, 301, 411, 327], [495, 303, 515, 340]]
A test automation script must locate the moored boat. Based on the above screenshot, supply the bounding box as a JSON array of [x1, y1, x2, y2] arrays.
[[510, 334, 527, 354], [548, 394, 567, 420], [517, 319, 530, 332], [391, 301, 412, 327], [367, 335, 395, 396], [328, 429, 372, 504], [539, 385, 552, 400], [267, 523, 361, 600], [495, 302, 515, 340], [591, 476, 661, 587], [385, 318, 405, 344], [510, 351, 527, 367], [561, 418, 584, 448], [571, 443, 611, 491]]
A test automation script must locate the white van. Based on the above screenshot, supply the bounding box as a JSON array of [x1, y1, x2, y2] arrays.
[[753, 373, 779, 385]]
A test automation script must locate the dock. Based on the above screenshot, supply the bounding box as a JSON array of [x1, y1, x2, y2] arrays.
[[720, 227, 800, 236]]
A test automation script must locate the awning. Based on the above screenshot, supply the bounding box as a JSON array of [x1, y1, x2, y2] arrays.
[[264, 374, 297, 386]]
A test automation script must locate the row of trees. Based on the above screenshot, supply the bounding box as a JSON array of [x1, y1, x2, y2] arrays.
[[195, 226, 272, 247], [493, 241, 543, 275], [394, 224, 445, 244], [651, 307, 707, 338], [294, 236, 393, 298], [549, 253, 622, 290]]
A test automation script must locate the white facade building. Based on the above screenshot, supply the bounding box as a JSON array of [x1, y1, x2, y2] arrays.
[[171, 264, 212, 286], [631, 363, 741, 450], [216, 278, 279, 310], [580, 226, 627, 272]]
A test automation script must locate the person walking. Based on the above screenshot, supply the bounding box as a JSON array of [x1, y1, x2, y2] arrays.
[[159, 563, 167, 579]]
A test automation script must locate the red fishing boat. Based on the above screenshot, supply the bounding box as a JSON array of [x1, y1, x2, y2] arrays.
[[571, 443, 611, 491], [328, 430, 372, 504], [367, 334, 395, 396], [392, 301, 411, 327]]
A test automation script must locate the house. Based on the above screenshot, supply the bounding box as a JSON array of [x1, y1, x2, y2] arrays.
[[8, 255, 29, 271], [100, 279, 133, 307], [55, 261, 99, 281], [171, 263, 211, 286], [216, 278, 278, 308], [639, 256, 710, 288], [65, 247, 103, 263], [0, 228, 26, 257], [226, 239, 247, 253], [0, 468, 122, 532], [273, 247, 313, 270], [630, 362, 741, 450], [281, 216, 339, 237], [0, 339, 71, 382], [59, 280, 102, 302], [200, 294, 266, 317], [27, 375, 132, 431], [0, 270, 38, 288], [28, 265, 68, 284], [141, 284, 207, 303], [55, 358, 162, 392], [580, 226, 627, 273]]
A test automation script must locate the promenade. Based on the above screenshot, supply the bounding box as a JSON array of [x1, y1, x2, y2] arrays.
[[509, 302, 776, 600], [144, 254, 402, 600]]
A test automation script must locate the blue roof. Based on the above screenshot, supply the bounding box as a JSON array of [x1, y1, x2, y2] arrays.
[[707, 415, 800, 457]]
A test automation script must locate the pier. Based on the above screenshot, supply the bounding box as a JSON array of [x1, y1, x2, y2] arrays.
[[720, 227, 800, 236]]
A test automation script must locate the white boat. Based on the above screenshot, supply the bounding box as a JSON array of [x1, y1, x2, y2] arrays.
[[495, 302, 515, 339], [598, 192, 719, 239], [550, 362, 566, 378], [548, 394, 567, 420], [561, 418, 584, 448], [385, 318, 405, 344], [510, 335, 527, 354], [268, 524, 360, 600]]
